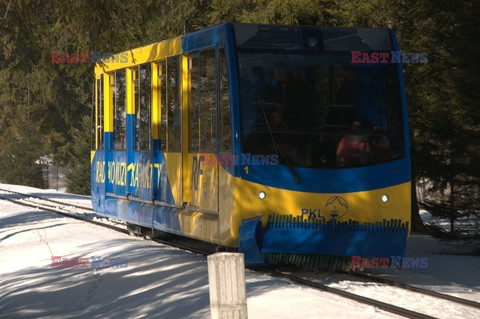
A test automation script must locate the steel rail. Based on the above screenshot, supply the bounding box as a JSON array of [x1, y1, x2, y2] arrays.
[[265, 270, 438, 319], [0, 189, 128, 235], [0, 187, 93, 211], [348, 271, 480, 310]]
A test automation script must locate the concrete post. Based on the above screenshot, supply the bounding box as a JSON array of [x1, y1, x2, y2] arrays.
[[207, 253, 248, 319]]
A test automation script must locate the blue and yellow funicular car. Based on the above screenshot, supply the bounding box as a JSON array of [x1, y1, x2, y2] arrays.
[[91, 23, 411, 266]]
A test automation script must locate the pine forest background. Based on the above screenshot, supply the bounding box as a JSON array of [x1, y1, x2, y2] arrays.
[[0, 0, 478, 236]]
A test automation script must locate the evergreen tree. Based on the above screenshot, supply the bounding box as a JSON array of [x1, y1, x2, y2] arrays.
[[0, 0, 478, 237], [0, 106, 45, 188], [66, 116, 92, 195], [393, 0, 480, 234]]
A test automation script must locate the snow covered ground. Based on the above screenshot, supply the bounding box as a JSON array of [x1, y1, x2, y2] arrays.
[[420, 209, 480, 239], [1, 183, 479, 318]]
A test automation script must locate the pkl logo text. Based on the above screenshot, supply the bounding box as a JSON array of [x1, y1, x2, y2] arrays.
[[51, 256, 128, 269], [51, 51, 128, 64], [300, 196, 349, 219]]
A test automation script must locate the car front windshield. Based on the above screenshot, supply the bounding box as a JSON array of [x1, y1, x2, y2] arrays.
[[238, 50, 405, 169]]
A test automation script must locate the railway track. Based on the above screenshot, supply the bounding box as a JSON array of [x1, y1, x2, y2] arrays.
[[0, 187, 128, 234], [348, 271, 480, 310], [274, 269, 480, 319], [1, 187, 479, 319], [265, 270, 437, 319]]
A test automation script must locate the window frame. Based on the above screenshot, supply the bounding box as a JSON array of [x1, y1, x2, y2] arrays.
[[113, 69, 127, 151], [133, 63, 152, 151], [166, 55, 182, 153]]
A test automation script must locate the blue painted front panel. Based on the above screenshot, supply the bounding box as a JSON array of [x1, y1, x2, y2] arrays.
[[217, 24, 411, 194], [238, 158, 410, 193]]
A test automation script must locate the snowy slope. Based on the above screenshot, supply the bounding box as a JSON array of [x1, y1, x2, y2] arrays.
[[0, 184, 400, 319], [1, 184, 479, 318]]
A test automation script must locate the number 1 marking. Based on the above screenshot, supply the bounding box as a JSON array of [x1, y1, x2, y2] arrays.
[[243, 166, 249, 174]]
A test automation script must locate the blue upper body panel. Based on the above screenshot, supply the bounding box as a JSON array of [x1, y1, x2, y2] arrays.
[[180, 24, 411, 193]]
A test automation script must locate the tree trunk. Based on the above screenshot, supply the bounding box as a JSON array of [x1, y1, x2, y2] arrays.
[[449, 181, 455, 235]]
